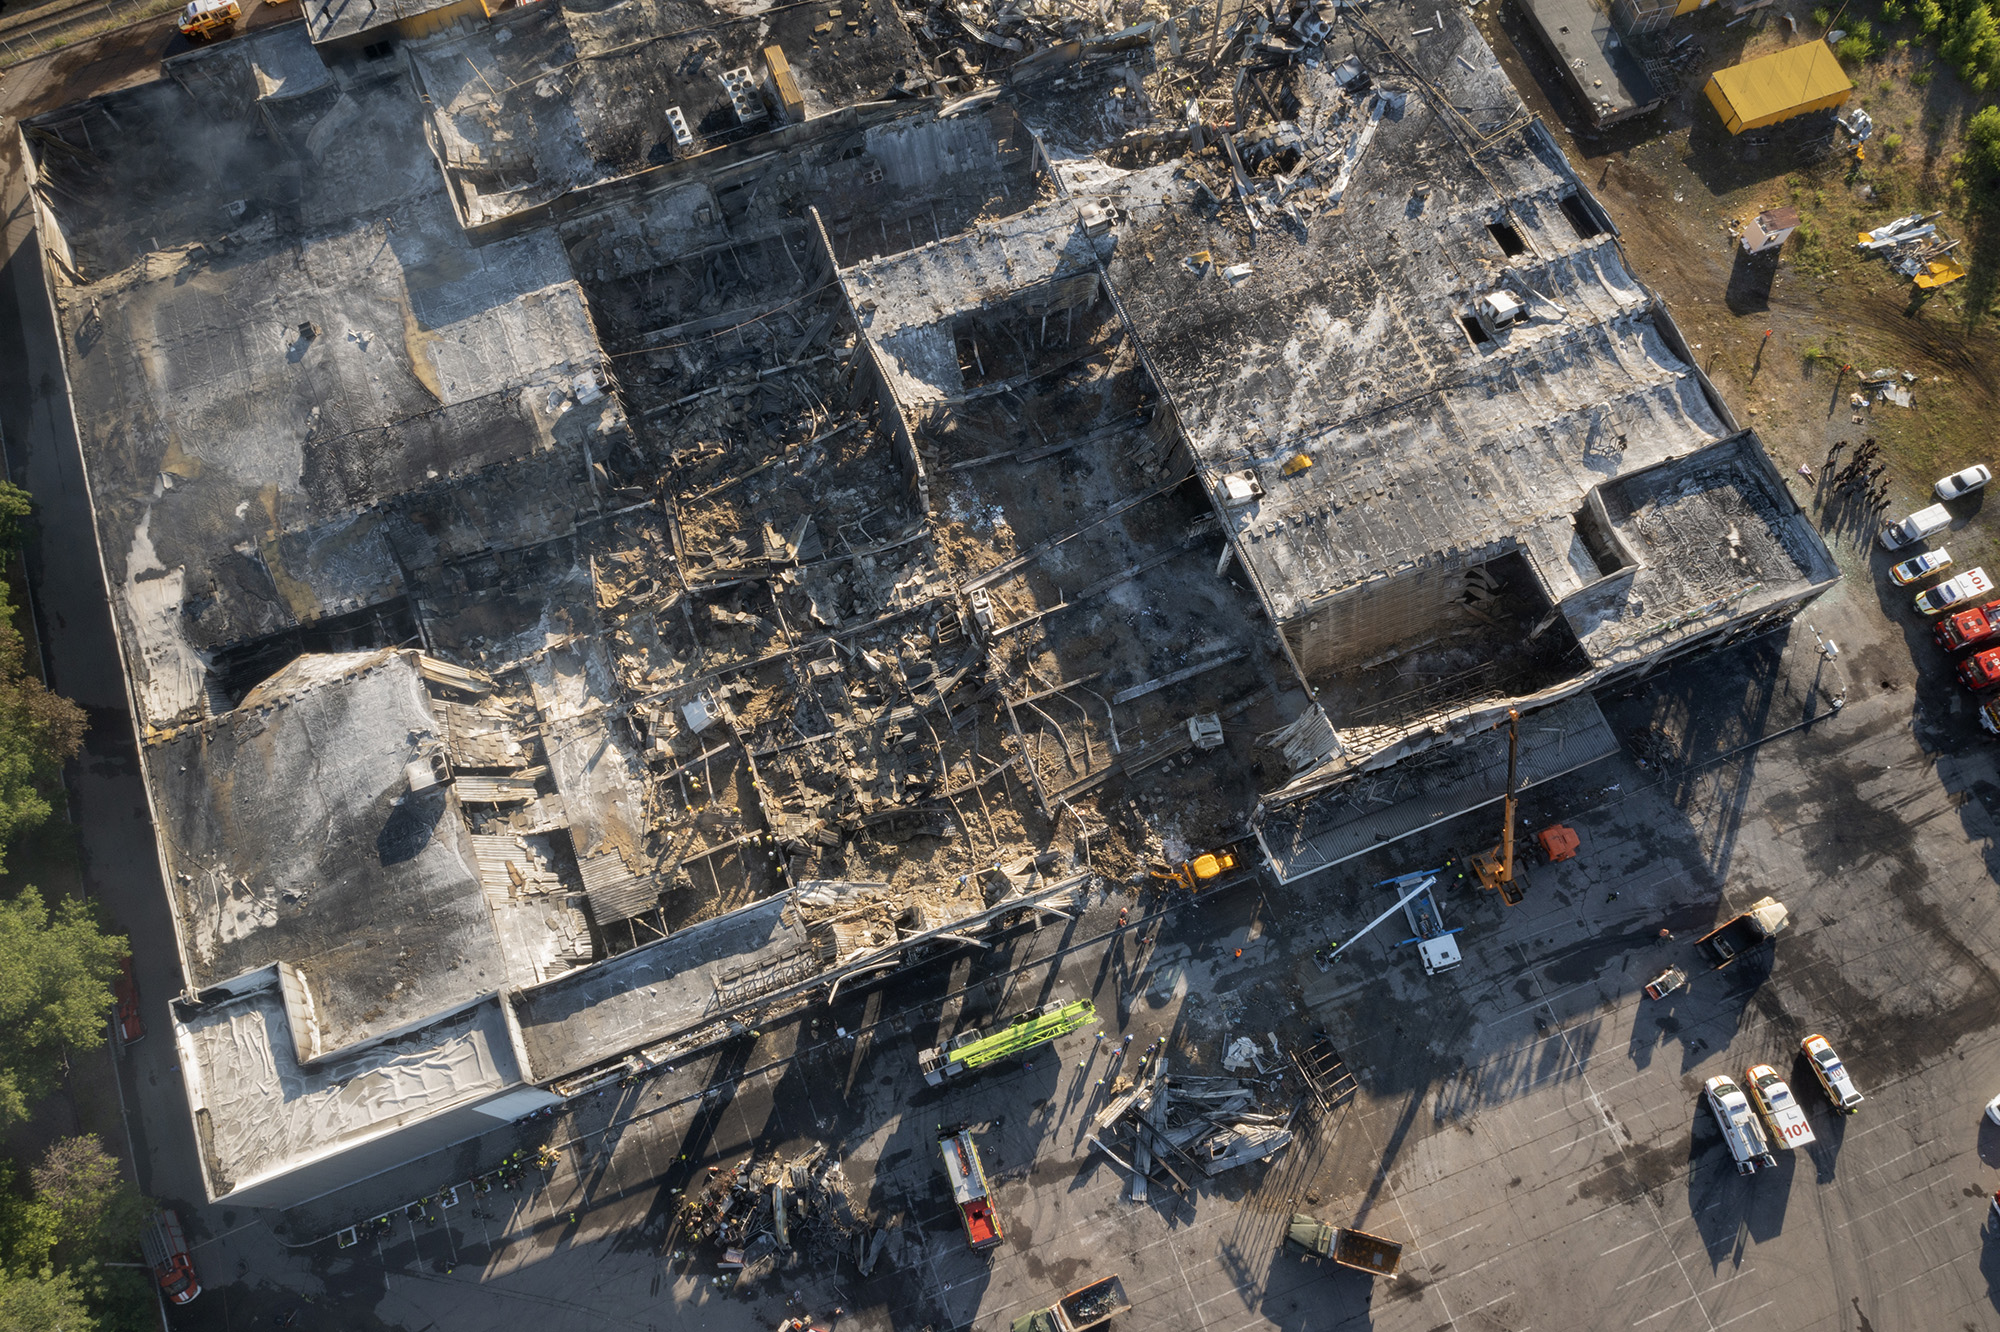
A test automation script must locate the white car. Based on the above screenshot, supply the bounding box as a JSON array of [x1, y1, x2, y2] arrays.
[[1935, 464, 1993, 501], [1916, 568, 1994, 615], [1987, 1092, 2000, 1126], [1801, 1035, 1864, 1113], [1889, 548, 1951, 586]]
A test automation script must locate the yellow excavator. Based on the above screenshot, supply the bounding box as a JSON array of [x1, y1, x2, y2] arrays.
[[1470, 709, 1526, 906], [1150, 841, 1248, 892]]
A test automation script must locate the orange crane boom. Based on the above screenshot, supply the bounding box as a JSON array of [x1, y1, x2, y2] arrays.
[[1472, 709, 1524, 905]]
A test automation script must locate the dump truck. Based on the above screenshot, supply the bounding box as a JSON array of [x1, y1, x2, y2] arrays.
[[1934, 597, 2000, 652], [919, 998, 1095, 1086], [1704, 1075, 1777, 1175], [1284, 1213, 1404, 1275], [177, 0, 239, 40], [1009, 1275, 1132, 1332], [939, 1129, 1003, 1251], [1695, 897, 1787, 968], [140, 1210, 200, 1305]]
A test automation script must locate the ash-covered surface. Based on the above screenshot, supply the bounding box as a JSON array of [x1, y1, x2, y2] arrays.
[[151, 650, 502, 1052], [23, 0, 1839, 1220]]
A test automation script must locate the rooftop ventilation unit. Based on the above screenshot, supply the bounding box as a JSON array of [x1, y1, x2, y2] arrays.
[[721, 67, 767, 124], [665, 106, 693, 148], [1474, 290, 1526, 335]]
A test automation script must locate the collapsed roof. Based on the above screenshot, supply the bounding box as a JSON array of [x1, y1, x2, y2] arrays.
[[23, 0, 1833, 1206]]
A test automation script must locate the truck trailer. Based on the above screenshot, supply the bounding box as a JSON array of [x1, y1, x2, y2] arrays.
[[1009, 1275, 1132, 1332], [1696, 897, 1787, 969], [1284, 1213, 1405, 1275]]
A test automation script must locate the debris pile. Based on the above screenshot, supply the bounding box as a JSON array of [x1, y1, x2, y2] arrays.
[[678, 1144, 881, 1284], [1089, 1050, 1295, 1201], [1856, 210, 1965, 291]]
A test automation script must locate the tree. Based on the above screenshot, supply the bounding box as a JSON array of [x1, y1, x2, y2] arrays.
[[0, 481, 85, 873], [0, 1265, 89, 1332], [0, 891, 125, 1127], [1970, 103, 2000, 179], [0, 486, 27, 558], [30, 1138, 143, 1268]]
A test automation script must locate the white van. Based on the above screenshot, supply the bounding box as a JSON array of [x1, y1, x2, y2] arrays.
[[1880, 503, 1951, 550]]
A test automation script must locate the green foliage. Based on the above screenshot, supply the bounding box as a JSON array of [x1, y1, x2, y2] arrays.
[[0, 488, 27, 559], [30, 1139, 144, 1270], [1788, 217, 1833, 275], [1882, 130, 1907, 154], [0, 484, 85, 874], [1912, 63, 1935, 81], [1837, 19, 1882, 60], [1918, 0, 1947, 29], [1814, 4, 1833, 24], [0, 1165, 57, 1275], [1967, 103, 2000, 178], [0, 1266, 89, 1332], [0, 892, 124, 1127], [1885, 0, 1907, 19], [0, 1141, 152, 1332]]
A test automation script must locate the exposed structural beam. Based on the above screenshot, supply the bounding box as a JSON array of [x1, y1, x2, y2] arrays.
[[576, 874, 1100, 1091]]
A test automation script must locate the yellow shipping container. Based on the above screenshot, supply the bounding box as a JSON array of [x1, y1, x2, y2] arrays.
[[1703, 43, 1853, 134]]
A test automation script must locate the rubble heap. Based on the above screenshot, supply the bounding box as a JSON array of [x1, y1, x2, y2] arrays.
[[678, 1144, 881, 1285], [1090, 1051, 1296, 1202]]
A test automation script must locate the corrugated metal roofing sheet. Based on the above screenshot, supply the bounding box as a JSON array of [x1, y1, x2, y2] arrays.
[[455, 776, 540, 804], [578, 851, 658, 925], [471, 835, 560, 895], [418, 655, 496, 696]]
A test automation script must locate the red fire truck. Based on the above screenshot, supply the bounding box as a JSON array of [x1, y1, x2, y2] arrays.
[[1961, 646, 2000, 690], [141, 1210, 200, 1305], [1934, 598, 2000, 653], [939, 1129, 1003, 1251]]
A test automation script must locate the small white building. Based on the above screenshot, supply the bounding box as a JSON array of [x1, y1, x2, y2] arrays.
[[1742, 206, 1801, 254]]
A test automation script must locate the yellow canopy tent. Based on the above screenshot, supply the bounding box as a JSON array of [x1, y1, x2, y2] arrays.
[[1704, 43, 1853, 134]]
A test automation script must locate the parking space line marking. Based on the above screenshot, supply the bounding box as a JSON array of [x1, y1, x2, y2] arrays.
[[1460, 1291, 1515, 1316], [1435, 1221, 1485, 1245], [1632, 1292, 1700, 1325], [1551, 1120, 1622, 1153], [1617, 1259, 1683, 1289], [1837, 1177, 1949, 1229], [1438, 1250, 1514, 1283], [1705, 1266, 1754, 1290], [1601, 1233, 1654, 1256], [1848, 1104, 1926, 1140], [1887, 1241, 1982, 1291], [1855, 1140, 1933, 1176], [1712, 1300, 1774, 1329]]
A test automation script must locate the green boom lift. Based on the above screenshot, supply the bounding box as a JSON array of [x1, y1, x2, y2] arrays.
[[919, 999, 1097, 1085]]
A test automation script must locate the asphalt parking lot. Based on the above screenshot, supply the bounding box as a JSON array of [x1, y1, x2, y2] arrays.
[[132, 582, 1994, 1332]]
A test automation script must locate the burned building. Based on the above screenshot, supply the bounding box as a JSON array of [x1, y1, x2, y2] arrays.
[[21, 0, 1831, 1207]]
